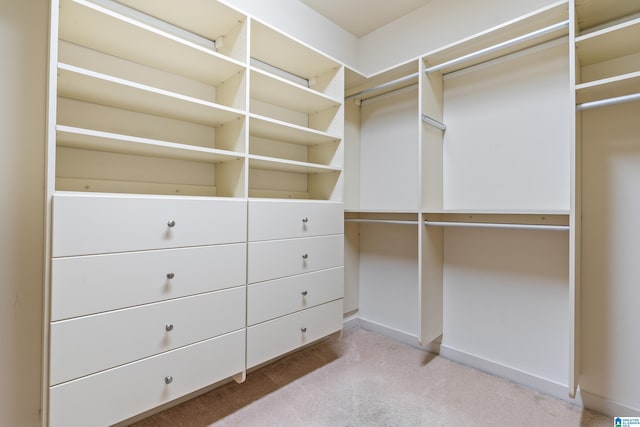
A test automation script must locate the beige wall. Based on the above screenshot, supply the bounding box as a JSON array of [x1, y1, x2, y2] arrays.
[[0, 0, 48, 425]]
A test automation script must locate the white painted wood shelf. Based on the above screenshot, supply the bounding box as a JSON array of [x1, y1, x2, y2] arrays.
[[57, 63, 244, 127], [576, 17, 640, 66], [249, 155, 341, 174], [249, 114, 340, 146], [56, 125, 244, 163], [574, 0, 640, 31]]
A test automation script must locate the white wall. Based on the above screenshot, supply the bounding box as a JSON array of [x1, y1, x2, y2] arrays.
[[220, 0, 358, 68], [441, 228, 570, 388], [356, 0, 558, 75], [0, 0, 48, 425]]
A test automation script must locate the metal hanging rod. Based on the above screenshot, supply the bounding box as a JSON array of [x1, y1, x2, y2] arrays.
[[344, 219, 419, 225], [345, 72, 420, 101], [422, 114, 447, 131], [424, 220, 569, 231], [577, 92, 640, 111], [424, 20, 569, 74]]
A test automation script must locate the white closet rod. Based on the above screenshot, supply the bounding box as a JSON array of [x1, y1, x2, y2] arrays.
[[576, 92, 640, 111], [424, 20, 569, 74], [344, 219, 419, 225], [345, 72, 419, 100], [421, 114, 447, 131], [424, 221, 569, 231]]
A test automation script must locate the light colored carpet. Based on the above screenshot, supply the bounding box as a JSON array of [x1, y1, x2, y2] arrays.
[[131, 327, 610, 426]]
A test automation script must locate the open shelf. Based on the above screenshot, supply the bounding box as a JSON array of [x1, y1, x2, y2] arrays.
[[57, 63, 244, 127], [576, 70, 640, 103], [56, 125, 244, 163], [422, 0, 569, 73], [249, 114, 340, 146], [250, 68, 341, 114], [575, 0, 640, 31], [59, 0, 245, 87], [248, 155, 341, 174], [114, 0, 247, 60], [250, 20, 341, 87], [576, 17, 640, 66]]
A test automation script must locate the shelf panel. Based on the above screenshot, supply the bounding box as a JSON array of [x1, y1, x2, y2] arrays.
[[250, 68, 340, 114], [114, 0, 245, 41], [56, 125, 243, 163], [576, 17, 640, 66], [249, 155, 341, 174], [575, 0, 640, 31], [251, 20, 340, 80], [423, 0, 568, 72], [60, 0, 244, 87], [423, 209, 570, 215], [57, 63, 244, 127], [576, 71, 640, 103], [249, 114, 340, 146]]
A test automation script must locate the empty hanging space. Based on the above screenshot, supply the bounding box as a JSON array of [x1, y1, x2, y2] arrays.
[[248, 20, 344, 200], [574, 0, 640, 104], [437, 41, 571, 212], [55, 0, 248, 197], [579, 96, 640, 410]]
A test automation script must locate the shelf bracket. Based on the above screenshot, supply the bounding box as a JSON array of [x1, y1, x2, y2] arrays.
[[421, 114, 447, 131]]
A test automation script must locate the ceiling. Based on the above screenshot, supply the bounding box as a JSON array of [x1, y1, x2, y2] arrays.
[[298, 0, 432, 37]]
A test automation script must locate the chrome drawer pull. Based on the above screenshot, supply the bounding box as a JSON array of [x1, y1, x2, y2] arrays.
[[167, 220, 176, 227], [165, 376, 173, 385], [301, 327, 307, 333], [165, 324, 174, 332], [166, 272, 175, 279], [302, 217, 309, 223], [301, 290, 308, 296], [302, 254, 309, 259]]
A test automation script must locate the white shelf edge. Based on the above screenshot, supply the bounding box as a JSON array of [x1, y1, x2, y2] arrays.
[[423, 209, 570, 215], [56, 125, 244, 163], [576, 70, 640, 90], [248, 154, 342, 174], [575, 16, 640, 42], [250, 66, 342, 105], [249, 113, 341, 142]]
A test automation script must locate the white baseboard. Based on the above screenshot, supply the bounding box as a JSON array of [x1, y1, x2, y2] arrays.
[[580, 390, 640, 417], [439, 344, 580, 406], [353, 317, 440, 354]]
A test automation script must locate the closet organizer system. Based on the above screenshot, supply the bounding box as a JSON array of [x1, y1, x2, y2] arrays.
[[43, 0, 344, 425], [345, 0, 639, 404]]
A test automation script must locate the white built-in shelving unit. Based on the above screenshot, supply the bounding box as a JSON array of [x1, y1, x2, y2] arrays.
[[344, 0, 579, 400], [44, 0, 344, 425], [573, 0, 640, 413]]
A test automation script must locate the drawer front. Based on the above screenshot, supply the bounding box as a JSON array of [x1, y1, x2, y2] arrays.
[[248, 267, 344, 326], [51, 244, 246, 321], [50, 287, 245, 385], [49, 329, 244, 427], [247, 299, 343, 368], [248, 200, 343, 241], [52, 194, 247, 256], [248, 235, 344, 284]]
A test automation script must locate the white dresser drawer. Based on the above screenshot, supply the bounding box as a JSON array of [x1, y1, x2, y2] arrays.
[[248, 200, 343, 241], [247, 299, 343, 368], [52, 193, 247, 256], [248, 235, 344, 284], [49, 329, 244, 427], [50, 287, 245, 385], [51, 243, 246, 321], [248, 267, 344, 326]]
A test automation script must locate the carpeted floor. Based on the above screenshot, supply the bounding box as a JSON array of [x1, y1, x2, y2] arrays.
[[130, 327, 611, 426]]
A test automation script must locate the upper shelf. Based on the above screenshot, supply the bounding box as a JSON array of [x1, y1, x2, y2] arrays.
[[57, 63, 244, 127], [112, 0, 245, 42], [575, 0, 640, 32], [59, 0, 245, 87], [250, 67, 341, 113], [423, 0, 569, 73], [249, 155, 341, 175], [575, 17, 640, 66], [57, 125, 244, 163], [576, 71, 640, 103], [249, 114, 340, 146], [250, 20, 340, 81]]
